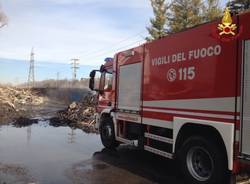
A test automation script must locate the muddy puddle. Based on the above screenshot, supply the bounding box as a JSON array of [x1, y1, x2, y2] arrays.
[[0, 95, 183, 183], [0, 118, 185, 184], [0, 119, 103, 184]]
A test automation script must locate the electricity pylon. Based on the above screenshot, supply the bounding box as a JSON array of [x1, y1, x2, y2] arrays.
[[28, 48, 35, 88], [71, 59, 80, 80]]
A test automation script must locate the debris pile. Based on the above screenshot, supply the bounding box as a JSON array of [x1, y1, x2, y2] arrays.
[[58, 94, 98, 133], [0, 86, 45, 123], [0, 87, 44, 106], [237, 174, 250, 184]]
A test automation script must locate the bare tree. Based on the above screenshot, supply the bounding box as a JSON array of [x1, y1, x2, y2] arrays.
[[0, 5, 8, 28]]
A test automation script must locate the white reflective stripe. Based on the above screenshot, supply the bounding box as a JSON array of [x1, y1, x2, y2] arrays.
[[143, 108, 239, 120], [142, 118, 173, 129], [143, 97, 240, 112], [116, 112, 141, 123], [98, 105, 112, 109], [118, 106, 140, 111]]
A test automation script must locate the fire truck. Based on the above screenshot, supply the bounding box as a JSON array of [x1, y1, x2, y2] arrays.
[[89, 9, 250, 184]]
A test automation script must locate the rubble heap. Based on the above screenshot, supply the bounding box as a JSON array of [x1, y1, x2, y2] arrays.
[[237, 174, 250, 184], [0, 87, 44, 107], [0, 86, 45, 123], [58, 94, 98, 133]]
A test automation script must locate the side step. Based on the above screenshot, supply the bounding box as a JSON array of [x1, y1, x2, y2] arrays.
[[144, 132, 173, 144], [144, 145, 173, 159], [116, 136, 138, 146]]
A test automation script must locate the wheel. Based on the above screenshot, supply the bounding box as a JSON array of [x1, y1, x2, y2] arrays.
[[100, 117, 119, 149], [177, 136, 227, 184]]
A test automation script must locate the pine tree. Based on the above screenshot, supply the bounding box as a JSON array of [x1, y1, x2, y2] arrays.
[[168, 0, 204, 33], [203, 0, 222, 22], [146, 0, 169, 41], [168, 0, 222, 33]]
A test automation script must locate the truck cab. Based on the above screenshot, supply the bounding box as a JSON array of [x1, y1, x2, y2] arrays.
[[89, 58, 115, 128]]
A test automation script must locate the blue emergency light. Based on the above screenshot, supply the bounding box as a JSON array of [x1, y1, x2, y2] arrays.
[[104, 57, 113, 62]]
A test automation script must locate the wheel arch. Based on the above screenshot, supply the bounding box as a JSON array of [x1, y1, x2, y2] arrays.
[[173, 117, 234, 171], [99, 110, 119, 149], [96, 108, 113, 129], [100, 112, 111, 120]]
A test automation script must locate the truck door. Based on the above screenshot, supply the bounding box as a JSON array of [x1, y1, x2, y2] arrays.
[[241, 40, 250, 158]]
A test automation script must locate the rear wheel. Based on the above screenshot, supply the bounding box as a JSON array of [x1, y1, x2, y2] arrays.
[[100, 117, 119, 149], [177, 136, 227, 184]]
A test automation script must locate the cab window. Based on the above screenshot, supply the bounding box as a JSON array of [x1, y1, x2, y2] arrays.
[[99, 70, 112, 91], [104, 72, 112, 90]]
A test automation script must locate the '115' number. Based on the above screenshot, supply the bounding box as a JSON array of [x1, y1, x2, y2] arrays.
[[178, 66, 195, 80]]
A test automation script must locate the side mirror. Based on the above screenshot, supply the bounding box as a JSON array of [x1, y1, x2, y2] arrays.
[[100, 65, 106, 73], [90, 70, 96, 78], [89, 70, 96, 90], [89, 77, 94, 90]]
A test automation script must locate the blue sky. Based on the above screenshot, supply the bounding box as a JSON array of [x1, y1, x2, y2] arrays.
[[0, 0, 151, 63], [0, 58, 95, 84], [0, 0, 151, 84], [0, 0, 227, 84]]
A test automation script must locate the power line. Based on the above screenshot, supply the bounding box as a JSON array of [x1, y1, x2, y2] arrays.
[[82, 38, 146, 61], [79, 30, 147, 58]]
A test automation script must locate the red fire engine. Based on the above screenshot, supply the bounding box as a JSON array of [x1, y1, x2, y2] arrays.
[[89, 9, 250, 184]]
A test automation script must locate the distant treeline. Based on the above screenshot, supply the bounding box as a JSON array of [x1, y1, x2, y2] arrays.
[[16, 78, 89, 89]]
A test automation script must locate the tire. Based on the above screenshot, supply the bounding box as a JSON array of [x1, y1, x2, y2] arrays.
[[100, 117, 119, 149], [177, 136, 227, 184]]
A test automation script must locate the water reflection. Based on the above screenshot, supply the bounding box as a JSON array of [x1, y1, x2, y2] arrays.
[[68, 128, 76, 144], [12, 117, 38, 128], [27, 126, 31, 144], [0, 119, 102, 184]]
